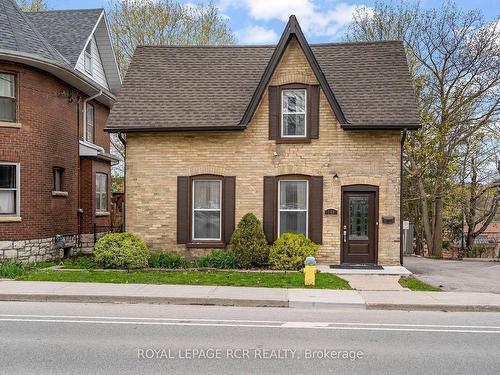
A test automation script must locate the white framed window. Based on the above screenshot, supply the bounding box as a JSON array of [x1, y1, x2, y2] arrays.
[[281, 89, 307, 137], [0, 73, 16, 122], [84, 40, 93, 75], [53, 167, 64, 192], [192, 179, 222, 241], [96, 173, 107, 213], [278, 179, 308, 237], [0, 163, 20, 216], [85, 103, 94, 143]]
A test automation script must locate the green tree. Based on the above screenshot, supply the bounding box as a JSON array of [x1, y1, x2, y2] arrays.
[[229, 213, 268, 269], [17, 0, 48, 12], [347, 1, 500, 257], [107, 0, 236, 75]]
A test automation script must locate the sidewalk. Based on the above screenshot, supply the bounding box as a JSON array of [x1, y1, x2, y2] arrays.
[[1, 280, 500, 312]]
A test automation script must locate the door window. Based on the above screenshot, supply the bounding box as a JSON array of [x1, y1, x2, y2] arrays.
[[349, 196, 368, 240]]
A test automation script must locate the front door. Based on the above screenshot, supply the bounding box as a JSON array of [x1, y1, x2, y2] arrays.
[[342, 186, 378, 264]]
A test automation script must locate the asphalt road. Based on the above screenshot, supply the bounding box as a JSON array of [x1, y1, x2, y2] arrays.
[[404, 255, 500, 293], [0, 302, 499, 375]]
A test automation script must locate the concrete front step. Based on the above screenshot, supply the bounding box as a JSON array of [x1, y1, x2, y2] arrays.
[[318, 265, 412, 276]]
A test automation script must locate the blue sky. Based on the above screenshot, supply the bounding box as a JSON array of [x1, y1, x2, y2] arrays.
[[45, 0, 499, 44]]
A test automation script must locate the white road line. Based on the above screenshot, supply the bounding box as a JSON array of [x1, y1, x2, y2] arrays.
[[0, 314, 281, 324], [1, 314, 499, 330], [0, 318, 500, 333]]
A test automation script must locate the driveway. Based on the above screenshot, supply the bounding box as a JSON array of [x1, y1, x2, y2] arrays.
[[404, 256, 500, 294]]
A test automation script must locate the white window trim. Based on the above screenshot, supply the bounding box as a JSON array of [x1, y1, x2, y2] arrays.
[[191, 179, 222, 241], [0, 72, 17, 123], [84, 40, 93, 75], [0, 162, 20, 217], [95, 173, 107, 213], [281, 89, 307, 138], [278, 179, 309, 238], [84, 102, 95, 143]]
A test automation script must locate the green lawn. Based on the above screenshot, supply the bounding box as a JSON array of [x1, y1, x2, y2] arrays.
[[399, 276, 441, 291], [17, 269, 351, 289]]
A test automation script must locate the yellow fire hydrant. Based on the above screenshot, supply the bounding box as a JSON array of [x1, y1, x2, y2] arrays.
[[304, 256, 317, 286]]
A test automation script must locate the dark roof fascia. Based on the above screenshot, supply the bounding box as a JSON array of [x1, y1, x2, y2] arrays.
[[239, 15, 349, 127], [341, 123, 421, 131], [105, 125, 246, 133]]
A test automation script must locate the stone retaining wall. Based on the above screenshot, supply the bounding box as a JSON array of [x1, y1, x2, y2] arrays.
[[0, 233, 103, 263]]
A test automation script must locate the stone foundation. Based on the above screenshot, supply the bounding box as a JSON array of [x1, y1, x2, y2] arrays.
[[0, 233, 104, 263]]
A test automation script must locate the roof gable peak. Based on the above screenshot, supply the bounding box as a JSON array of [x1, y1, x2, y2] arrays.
[[239, 15, 348, 126]]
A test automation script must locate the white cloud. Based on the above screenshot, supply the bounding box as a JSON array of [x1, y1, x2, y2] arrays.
[[237, 25, 279, 44], [220, 0, 364, 38]]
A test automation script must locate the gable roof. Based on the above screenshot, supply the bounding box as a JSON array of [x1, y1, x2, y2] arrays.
[[0, 0, 67, 62], [106, 16, 419, 132], [25, 8, 103, 66], [240, 15, 347, 126], [0, 0, 119, 103]]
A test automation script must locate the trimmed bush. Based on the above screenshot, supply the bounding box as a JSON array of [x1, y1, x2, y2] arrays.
[[269, 233, 319, 270], [148, 252, 187, 269], [94, 233, 149, 269], [0, 260, 25, 278], [229, 213, 268, 269], [196, 250, 236, 269]]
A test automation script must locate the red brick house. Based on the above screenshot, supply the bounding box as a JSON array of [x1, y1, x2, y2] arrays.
[[0, 0, 121, 261]]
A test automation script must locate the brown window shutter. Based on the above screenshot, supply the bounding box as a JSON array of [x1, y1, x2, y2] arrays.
[[263, 176, 276, 244], [177, 176, 189, 244], [223, 176, 236, 244], [268, 86, 279, 140], [309, 85, 320, 139], [309, 176, 323, 244]]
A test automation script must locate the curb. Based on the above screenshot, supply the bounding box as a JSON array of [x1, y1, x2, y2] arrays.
[[0, 294, 289, 308], [366, 303, 500, 313], [2, 294, 500, 312]]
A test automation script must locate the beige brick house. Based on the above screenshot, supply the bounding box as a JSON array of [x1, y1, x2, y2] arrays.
[[106, 16, 419, 266]]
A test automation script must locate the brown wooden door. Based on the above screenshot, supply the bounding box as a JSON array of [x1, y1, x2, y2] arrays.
[[342, 188, 378, 264]]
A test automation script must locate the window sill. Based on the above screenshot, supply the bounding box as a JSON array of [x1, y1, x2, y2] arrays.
[[276, 137, 311, 144], [0, 121, 21, 129], [0, 216, 22, 222], [52, 191, 68, 197], [96, 211, 110, 217], [185, 241, 226, 248]]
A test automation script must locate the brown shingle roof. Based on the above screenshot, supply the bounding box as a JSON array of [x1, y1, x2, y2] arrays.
[[106, 41, 419, 132]]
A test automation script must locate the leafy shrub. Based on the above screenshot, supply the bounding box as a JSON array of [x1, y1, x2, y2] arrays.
[[466, 243, 487, 258], [0, 260, 25, 278], [148, 252, 188, 268], [269, 233, 319, 270], [94, 233, 149, 269], [230, 213, 268, 268], [196, 250, 236, 269]]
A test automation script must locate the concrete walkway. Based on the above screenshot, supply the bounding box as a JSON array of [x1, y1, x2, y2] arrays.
[[341, 275, 408, 291], [1, 280, 500, 312]]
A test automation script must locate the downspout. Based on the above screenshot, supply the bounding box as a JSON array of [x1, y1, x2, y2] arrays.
[[400, 129, 408, 266], [76, 96, 82, 249], [118, 131, 126, 230], [82, 90, 103, 140]]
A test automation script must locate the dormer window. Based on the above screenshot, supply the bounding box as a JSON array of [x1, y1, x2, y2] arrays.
[[282, 89, 306, 137], [268, 84, 319, 143], [84, 40, 93, 75]]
